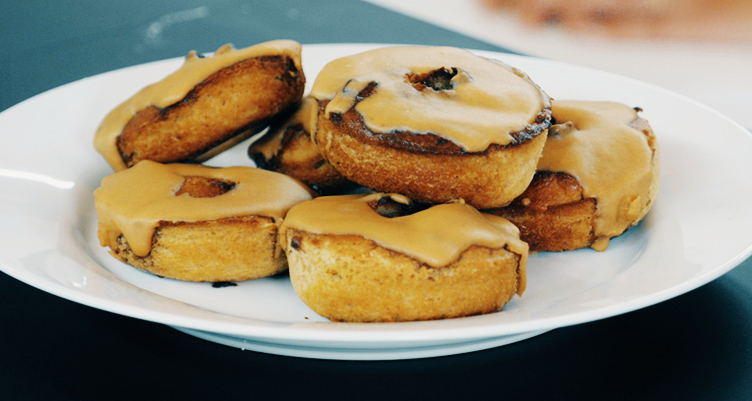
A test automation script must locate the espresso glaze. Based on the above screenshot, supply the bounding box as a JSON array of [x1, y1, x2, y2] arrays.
[[94, 40, 303, 171], [280, 193, 528, 292], [94, 160, 312, 257], [309, 46, 549, 152], [537, 100, 659, 251], [251, 96, 315, 162]]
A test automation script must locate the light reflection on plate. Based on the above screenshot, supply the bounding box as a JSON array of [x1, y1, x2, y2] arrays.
[[1, 44, 751, 360]]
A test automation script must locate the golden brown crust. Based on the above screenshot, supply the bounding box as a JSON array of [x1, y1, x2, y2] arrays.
[[118, 55, 304, 168], [283, 229, 524, 322], [106, 215, 287, 282], [485, 171, 596, 252], [313, 100, 548, 208]]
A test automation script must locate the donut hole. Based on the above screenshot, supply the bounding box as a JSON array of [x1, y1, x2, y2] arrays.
[[368, 195, 428, 218], [405, 67, 458, 91], [175, 176, 236, 198]]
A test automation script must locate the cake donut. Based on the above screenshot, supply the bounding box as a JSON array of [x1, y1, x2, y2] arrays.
[[94, 160, 313, 282], [487, 100, 659, 251], [309, 45, 552, 209], [279, 193, 528, 322], [248, 96, 356, 194], [94, 40, 305, 171]]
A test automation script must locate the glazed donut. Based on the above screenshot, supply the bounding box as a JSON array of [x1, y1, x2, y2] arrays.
[[94, 40, 305, 171], [94, 160, 313, 282], [248, 96, 356, 194], [279, 193, 528, 322], [487, 100, 660, 251], [309, 45, 552, 209]]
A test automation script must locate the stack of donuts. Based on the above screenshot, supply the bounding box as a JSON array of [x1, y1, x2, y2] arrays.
[[94, 40, 659, 322]]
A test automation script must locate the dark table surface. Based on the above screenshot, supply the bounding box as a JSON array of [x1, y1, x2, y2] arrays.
[[2, 1, 752, 400]]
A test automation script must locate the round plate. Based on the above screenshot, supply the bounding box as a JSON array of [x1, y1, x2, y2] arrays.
[[1, 44, 751, 360]]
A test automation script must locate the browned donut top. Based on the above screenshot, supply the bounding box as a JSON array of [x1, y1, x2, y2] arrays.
[[94, 160, 312, 257], [309, 46, 551, 153], [94, 40, 303, 171], [280, 193, 528, 290], [538, 100, 659, 251]]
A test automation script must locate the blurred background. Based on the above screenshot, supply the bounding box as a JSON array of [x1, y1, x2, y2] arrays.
[[366, 0, 752, 129]]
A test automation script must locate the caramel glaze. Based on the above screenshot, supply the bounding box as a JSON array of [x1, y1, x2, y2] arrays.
[[538, 100, 660, 251], [94, 40, 303, 171], [309, 46, 551, 153], [280, 193, 528, 295], [94, 160, 312, 257]]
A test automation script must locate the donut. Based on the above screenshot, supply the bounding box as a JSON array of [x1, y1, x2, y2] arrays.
[[486, 100, 660, 251], [94, 160, 313, 282], [279, 193, 528, 322], [94, 40, 305, 171], [248, 96, 356, 194], [308, 45, 552, 209]]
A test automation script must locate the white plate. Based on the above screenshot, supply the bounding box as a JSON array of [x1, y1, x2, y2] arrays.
[[1, 44, 751, 360]]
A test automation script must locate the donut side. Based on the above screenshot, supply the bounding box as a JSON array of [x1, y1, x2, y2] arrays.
[[486, 171, 596, 252], [105, 215, 286, 282], [313, 100, 549, 208], [118, 54, 304, 168], [283, 229, 524, 322]]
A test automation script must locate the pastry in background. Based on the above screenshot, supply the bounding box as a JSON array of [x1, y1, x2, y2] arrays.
[[481, 0, 752, 44]]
